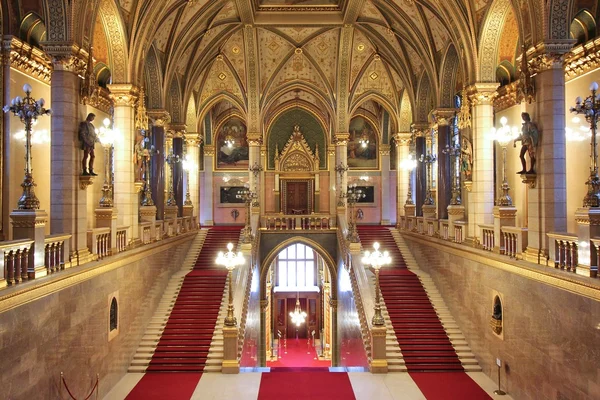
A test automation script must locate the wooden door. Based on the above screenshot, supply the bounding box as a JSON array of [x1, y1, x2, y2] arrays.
[[285, 182, 309, 214]]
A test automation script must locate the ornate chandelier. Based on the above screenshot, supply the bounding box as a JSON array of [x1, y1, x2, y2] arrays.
[[289, 297, 307, 327]]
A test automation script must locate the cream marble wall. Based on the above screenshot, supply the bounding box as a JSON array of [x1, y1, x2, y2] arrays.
[[404, 235, 600, 400], [0, 236, 194, 399], [240, 265, 260, 367]]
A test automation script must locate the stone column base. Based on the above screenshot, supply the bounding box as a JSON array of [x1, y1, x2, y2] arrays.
[[422, 204, 436, 219], [222, 326, 240, 374], [370, 326, 388, 373]]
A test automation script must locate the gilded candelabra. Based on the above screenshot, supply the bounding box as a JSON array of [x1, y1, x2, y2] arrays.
[[491, 117, 518, 207], [400, 155, 417, 206], [419, 152, 437, 206], [216, 243, 245, 327], [236, 183, 257, 243], [249, 162, 263, 207], [335, 163, 349, 207], [362, 242, 391, 327], [3, 84, 52, 209], [442, 124, 462, 205], [97, 118, 116, 207], [165, 152, 180, 207], [571, 82, 600, 207], [141, 130, 158, 206], [345, 183, 365, 242]]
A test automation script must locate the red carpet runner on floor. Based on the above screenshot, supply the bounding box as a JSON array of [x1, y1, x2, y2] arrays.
[[258, 372, 356, 400], [357, 226, 491, 399], [125, 373, 201, 400], [267, 338, 331, 368], [145, 226, 241, 372]]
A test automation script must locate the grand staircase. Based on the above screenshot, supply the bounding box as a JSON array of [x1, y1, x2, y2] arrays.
[[129, 227, 242, 373], [357, 226, 481, 373]]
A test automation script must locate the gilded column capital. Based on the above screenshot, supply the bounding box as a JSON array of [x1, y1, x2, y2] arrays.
[[247, 132, 262, 146], [204, 145, 216, 156], [185, 132, 203, 146], [335, 133, 350, 145], [148, 110, 171, 127], [379, 145, 391, 156], [432, 108, 457, 126], [167, 123, 187, 138], [531, 39, 576, 73], [467, 83, 499, 106], [393, 132, 412, 146], [43, 42, 86, 75], [411, 123, 429, 137], [107, 83, 139, 107]]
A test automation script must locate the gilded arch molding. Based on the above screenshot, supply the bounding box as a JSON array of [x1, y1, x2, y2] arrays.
[[259, 236, 338, 300], [548, 0, 573, 40], [479, 0, 516, 82], [44, 0, 68, 42], [98, 0, 129, 83], [440, 45, 460, 108]]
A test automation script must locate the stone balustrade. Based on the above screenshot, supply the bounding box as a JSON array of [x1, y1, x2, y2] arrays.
[[116, 227, 128, 253], [261, 214, 333, 231], [547, 232, 579, 273], [454, 221, 466, 243], [140, 222, 152, 244], [479, 224, 495, 251], [501, 227, 528, 259], [0, 239, 34, 285], [89, 227, 111, 258], [44, 234, 71, 273], [440, 219, 449, 240]]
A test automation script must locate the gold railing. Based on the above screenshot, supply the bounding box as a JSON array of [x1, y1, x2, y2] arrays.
[[261, 214, 333, 231], [1, 239, 34, 285]]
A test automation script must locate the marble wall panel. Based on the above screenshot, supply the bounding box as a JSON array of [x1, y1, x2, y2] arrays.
[[0, 237, 194, 399], [241, 265, 260, 367], [404, 235, 600, 400]]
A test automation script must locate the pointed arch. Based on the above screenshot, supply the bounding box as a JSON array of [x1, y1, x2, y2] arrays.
[[399, 90, 413, 133], [168, 75, 183, 124], [439, 44, 460, 108], [44, 0, 68, 42], [144, 44, 164, 109], [186, 96, 199, 133], [415, 72, 432, 123]]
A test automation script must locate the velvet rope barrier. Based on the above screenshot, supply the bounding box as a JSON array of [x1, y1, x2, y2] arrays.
[[60, 372, 99, 400]]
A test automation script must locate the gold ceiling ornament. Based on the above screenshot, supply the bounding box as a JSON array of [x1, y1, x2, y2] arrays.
[[135, 87, 149, 131], [516, 45, 535, 104], [80, 46, 98, 106], [357, 43, 365, 52], [457, 87, 471, 129]]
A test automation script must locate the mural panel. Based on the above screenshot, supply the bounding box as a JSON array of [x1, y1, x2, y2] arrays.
[[348, 116, 377, 169], [216, 117, 249, 169]]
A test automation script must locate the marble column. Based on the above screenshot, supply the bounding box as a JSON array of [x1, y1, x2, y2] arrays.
[[108, 84, 139, 244], [148, 110, 169, 220], [394, 133, 411, 219], [330, 298, 338, 366], [185, 133, 201, 217], [329, 147, 337, 218], [413, 127, 427, 216], [201, 145, 215, 225], [248, 134, 262, 233], [49, 53, 93, 264], [434, 109, 456, 220], [525, 43, 570, 263], [468, 83, 498, 241], [163, 133, 178, 220], [380, 145, 391, 225]]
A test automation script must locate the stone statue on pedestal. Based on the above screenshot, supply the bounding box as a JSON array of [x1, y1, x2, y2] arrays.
[[514, 112, 539, 174]]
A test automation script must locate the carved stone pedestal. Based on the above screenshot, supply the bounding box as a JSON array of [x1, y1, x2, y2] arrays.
[[164, 205, 178, 220], [10, 209, 48, 279], [140, 206, 157, 240], [493, 206, 517, 254], [370, 326, 388, 373], [575, 208, 600, 278], [182, 205, 193, 217], [422, 204, 436, 219], [447, 205, 465, 239], [222, 326, 240, 374], [95, 208, 118, 252], [404, 204, 416, 217]]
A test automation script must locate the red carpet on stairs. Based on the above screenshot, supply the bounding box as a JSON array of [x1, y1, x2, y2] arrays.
[[358, 226, 462, 373], [258, 372, 356, 400], [145, 226, 242, 373], [125, 373, 201, 400]]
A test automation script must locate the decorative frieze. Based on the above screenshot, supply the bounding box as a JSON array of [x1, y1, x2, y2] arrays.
[[565, 37, 600, 81], [494, 82, 519, 112], [3, 37, 53, 83]]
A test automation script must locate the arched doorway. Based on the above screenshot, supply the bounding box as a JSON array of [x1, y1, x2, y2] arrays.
[[260, 238, 337, 368]]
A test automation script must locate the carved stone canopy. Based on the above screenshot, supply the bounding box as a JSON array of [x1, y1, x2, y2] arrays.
[[274, 125, 319, 173]]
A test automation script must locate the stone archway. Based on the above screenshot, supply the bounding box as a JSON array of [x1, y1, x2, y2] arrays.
[[259, 235, 338, 366]]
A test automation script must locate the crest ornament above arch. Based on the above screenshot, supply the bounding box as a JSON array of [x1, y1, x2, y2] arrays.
[[275, 125, 320, 173]]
